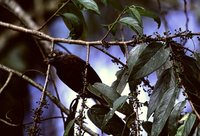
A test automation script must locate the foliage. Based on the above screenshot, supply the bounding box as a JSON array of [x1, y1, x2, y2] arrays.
[[0, 0, 200, 136]]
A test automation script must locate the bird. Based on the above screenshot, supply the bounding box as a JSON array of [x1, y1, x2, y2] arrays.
[[46, 51, 107, 105]]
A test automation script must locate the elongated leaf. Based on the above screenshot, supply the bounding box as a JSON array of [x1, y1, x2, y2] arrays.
[[119, 17, 143, 35], [63, 119, 75, 136], [59, 2, 86, 39], [102, 96, 129, 128], [135, 6, 161, 28], [111, 68, 129, 94], [127, 42, 170, 81], [193, 123, 200, 136], [87, 104, 130, 136], [88, 83, 133, 116], [128, 6, 142, 25], [147, 69, 174, 119], [88, 83, 120, 106], [76, 0, 100, 14], [175, 113, 196, 136], [151, 86, 179, 136], [168, 100, 186, 136]]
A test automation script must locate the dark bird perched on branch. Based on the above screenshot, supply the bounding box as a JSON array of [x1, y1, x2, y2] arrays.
[[46, 52, 107, 105]]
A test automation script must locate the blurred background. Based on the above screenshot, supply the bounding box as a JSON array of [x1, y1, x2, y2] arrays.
[[0, 0, 200, 135]]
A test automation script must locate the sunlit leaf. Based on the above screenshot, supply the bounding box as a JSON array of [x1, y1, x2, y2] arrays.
[[127, 42, 170, 81], [168, 100, 186, 136], [128, 6, 142, 25], [175, 113, 196, 136], [76, 0, 100, 14], [119, 17, 143, 35]]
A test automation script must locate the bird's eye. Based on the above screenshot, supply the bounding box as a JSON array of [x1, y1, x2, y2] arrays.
[[52, 52, 57, 57]]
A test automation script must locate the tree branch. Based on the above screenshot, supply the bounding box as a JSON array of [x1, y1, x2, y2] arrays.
[[0, 64, 98, 136]]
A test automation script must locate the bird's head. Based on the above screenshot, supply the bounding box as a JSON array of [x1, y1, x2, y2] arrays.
[[44, 51, 66, 65]]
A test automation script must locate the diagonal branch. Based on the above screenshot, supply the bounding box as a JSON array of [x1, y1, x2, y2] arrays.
[[0, 64, 98, 136]]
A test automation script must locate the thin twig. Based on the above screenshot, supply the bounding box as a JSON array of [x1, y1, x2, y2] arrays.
[[0, 118, 19, 127], [38, 0, 70, 31], [24, 116, 67, 126], [93, 46, 126, 66], [0, 72, 13, 94], [0, 64, 97, 136], [1, 20, 200, 47], [50, 72, 66, 130], [78, 44, 90, 135], [184, 91, 200, 121], [101, 8, 127, 41], [183, 0, 189, 31]]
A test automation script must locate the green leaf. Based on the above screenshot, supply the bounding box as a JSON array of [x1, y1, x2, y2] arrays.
[[88, 83, 120, 106], [151, 86, 180, 136], [168, 100, 186, 136], [135, 6, 161, 28], [111, 68, 128, 94], [102, 96, 129, 128], [175, 113, 196, 136], [127, 42, 170, 81], [119, 17, 143, 35], [88, 83, 133, 116], [63, 119, 75, 136], [76, 0, 100, 14], [128, 6, 142, 25], [193, 123, 200, 136], [87, 104, 130, 136], [59, 2, 86, 39], [61, 13, 84, 39]]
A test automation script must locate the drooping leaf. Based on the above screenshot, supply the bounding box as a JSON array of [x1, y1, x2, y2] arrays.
[[119, 17, 143, 35], [87, 104, 130, 136], [63, 119, 75, 136], [111, 68, 129, 94], [88, 83, 120, 106], [127, 6, 142, 25], [151, 86, 180, 136], [88, 83, 133, 116], [102, 96, 130, 128], [168, 100, 186, 136], [193, 123, 200, 136], [59, 2, 86, 39], [61, 13, 84, 39], [76, 0, 100, 14], [135, 6, 161, 28], [175, 113, 196, 136], [179, 55, 200, 112], [63, 98, 79, 135], [127, 42, 170, 81]]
